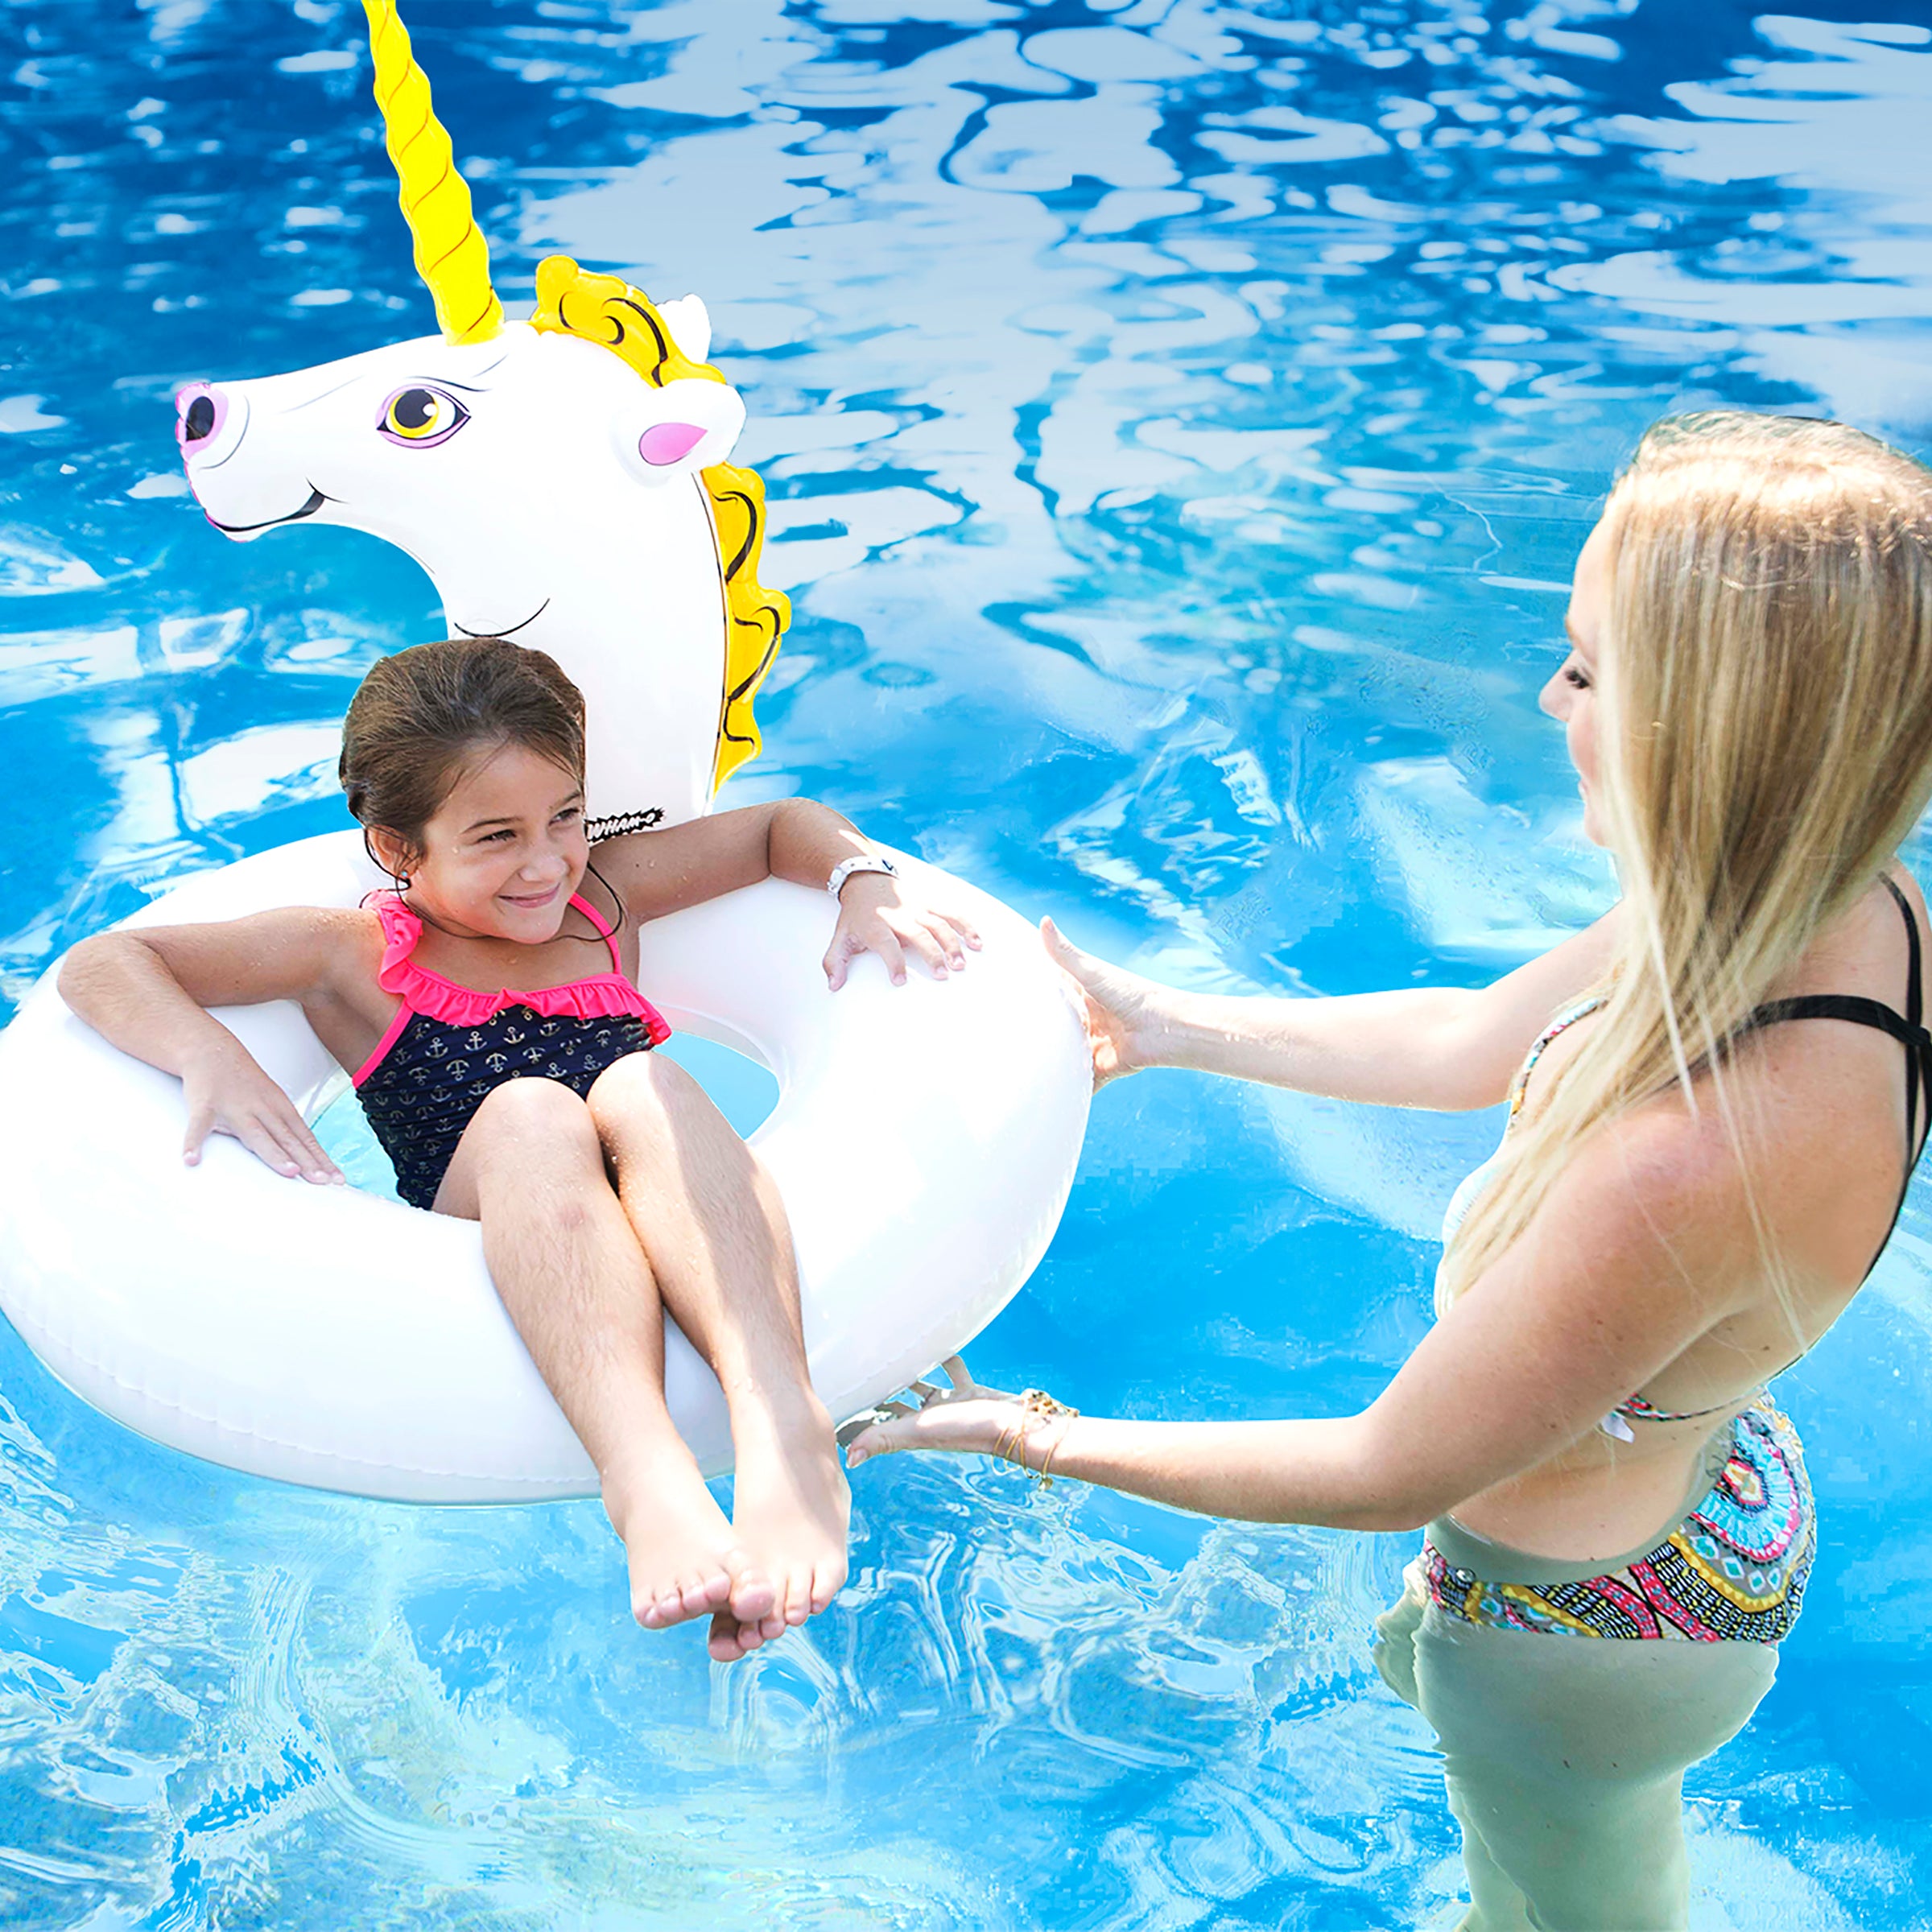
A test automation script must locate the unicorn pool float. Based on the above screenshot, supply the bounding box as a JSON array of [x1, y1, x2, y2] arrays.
[[0, 2, 1089, 1501]]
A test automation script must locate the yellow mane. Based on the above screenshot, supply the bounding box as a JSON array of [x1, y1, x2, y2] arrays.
[[532, 255, 790, 791]]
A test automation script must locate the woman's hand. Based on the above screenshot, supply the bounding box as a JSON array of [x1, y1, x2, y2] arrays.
[[840, 1356, 1063, 1470], [1040, 918, 1174, 1088], [181, 1034, 343, 1184], [824, 874, 982, 990]]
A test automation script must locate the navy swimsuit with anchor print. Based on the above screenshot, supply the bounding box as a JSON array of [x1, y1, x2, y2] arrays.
[[351, 889, 671, 1210]]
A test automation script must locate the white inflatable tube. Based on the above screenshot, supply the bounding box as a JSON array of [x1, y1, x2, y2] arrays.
[[0, 830, 1090, 1502]]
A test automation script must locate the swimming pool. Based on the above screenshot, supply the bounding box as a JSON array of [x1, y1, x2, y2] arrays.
[[4, 0, 1931, 1923]]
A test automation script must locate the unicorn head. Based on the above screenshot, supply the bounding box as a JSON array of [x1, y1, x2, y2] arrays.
[[175, 0, 788, 827]]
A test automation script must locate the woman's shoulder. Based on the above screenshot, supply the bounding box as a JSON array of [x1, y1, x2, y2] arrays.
[[1692, 866, 1930, 1282], [1887, 859, 1928, 943], [1538, 869, 1926, 1352], [1765, 861, 1928, 1017]]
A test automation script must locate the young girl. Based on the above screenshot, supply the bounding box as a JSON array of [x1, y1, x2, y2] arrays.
[[849, 412, 1932, 1924], [60, 634, 978, 1666]]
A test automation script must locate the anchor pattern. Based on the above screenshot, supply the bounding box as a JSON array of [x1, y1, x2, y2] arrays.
[[358, 1002, 663, 1209], [353, 890, 671, 1210]]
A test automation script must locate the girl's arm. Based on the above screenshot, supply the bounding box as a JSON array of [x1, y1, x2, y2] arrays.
[[1044, 902, 1623, 1110], [847, 1098, 1760, 1528], [58, 910, 374, 1182], [596, 799, 980, 988]]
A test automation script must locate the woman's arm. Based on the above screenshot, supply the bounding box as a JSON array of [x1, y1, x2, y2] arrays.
[[596, 799, 980, 987], [59, 910, 370, 1180], [1046, 902, 1623, 1110], [847, 1099, 1757, 1529]]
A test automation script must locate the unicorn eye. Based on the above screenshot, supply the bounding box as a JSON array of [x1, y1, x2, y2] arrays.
[[378, 385, 469, 448]]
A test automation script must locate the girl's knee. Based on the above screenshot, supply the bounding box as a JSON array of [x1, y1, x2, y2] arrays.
[[588, 1049, 699, 1124], [436, 1078, 605, 1217], [470, 1076, 601, 1159]]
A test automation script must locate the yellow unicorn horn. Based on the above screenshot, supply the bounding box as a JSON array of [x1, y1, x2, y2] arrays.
[[361, 0, 502, 345]]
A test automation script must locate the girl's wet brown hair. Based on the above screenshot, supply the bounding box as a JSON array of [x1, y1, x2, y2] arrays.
[[338, 636, 586, 875]]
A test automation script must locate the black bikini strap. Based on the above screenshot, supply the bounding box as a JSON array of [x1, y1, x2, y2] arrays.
[[1883, 873, 1923, 1030], [1745, 992, 1926, 1045], [1741, 873, 1932, 1178], [1884, 873, 1928, 1169], [1687, 874, 1932, 1354]]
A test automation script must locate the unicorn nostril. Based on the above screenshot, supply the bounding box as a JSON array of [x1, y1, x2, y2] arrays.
[[175, 382, 229, 455]]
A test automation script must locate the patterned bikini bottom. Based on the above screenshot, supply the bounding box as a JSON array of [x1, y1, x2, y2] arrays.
[[1422, 1398, 1815, 1642]]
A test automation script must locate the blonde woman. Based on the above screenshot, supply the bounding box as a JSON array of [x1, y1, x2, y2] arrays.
[[845, 413, 1932, 1927]]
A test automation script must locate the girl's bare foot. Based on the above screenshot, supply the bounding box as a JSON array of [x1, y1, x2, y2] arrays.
[[708, 1395, 850, 1662], [602, 1439, 776, 1633]]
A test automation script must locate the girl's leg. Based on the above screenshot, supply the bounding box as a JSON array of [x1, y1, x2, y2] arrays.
[[586, 1051, 848, 1662], [433, 1076, 778, 1650]]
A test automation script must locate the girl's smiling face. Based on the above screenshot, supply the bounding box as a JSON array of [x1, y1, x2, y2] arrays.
[[375, 740, 590, 941], [1541, 516, 1609, 847]]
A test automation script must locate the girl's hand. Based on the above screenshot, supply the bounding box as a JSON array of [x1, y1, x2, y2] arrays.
[[1040, 918, 1172, 1088], [181, 1036, 343, 1184], [840, 1356, 1060, 1469], [824, 874, 982, 990]]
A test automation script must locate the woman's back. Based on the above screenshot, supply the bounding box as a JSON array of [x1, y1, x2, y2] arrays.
[[1449, 864, 1930, 1558]]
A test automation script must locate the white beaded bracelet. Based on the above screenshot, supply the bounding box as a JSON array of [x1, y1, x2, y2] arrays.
[[825, 854, 899, 899]]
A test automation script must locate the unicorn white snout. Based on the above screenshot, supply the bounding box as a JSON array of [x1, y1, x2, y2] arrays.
[[175, 320, 757, 828], [179, 324, 745, 543]]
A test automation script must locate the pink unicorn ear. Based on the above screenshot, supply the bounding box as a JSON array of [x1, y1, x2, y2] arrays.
[[638, 422, 706, 467]]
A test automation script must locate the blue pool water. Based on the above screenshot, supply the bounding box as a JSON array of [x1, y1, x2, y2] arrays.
[[5, 1, 1932, 1923]]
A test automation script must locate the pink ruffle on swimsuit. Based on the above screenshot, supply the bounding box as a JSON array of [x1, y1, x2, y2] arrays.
[[353, 890, 672, 1209]]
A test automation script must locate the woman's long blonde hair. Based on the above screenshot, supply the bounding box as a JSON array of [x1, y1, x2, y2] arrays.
[[1437, 412, 1932, 1323]]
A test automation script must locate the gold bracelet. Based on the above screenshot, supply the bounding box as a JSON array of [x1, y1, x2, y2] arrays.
[[1015, 1389, 1080, 1490], [1034, 1418, 1073, 1490]]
